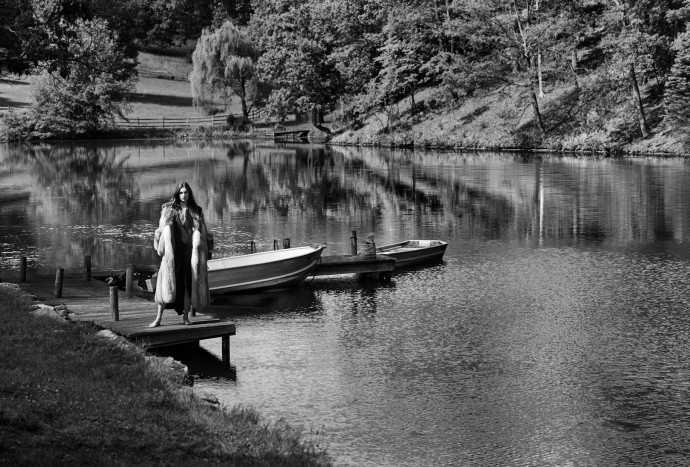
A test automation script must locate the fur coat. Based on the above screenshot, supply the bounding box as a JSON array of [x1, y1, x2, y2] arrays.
[[153, 204, 212, 310]]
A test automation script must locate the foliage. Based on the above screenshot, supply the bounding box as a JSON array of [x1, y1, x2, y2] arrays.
[[190, 20, 258, 119], [665, 29, 690, 129], [26, 18, 136, 139], [1, 0, 139, 79]]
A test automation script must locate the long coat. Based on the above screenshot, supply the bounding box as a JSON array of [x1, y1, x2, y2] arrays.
[[153, 205, 211, 310]]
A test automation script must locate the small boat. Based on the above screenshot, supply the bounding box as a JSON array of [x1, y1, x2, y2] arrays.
[[376, 240, 448, 268], [207, 246, 325, 293]]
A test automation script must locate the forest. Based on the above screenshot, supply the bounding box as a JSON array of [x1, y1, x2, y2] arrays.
[[3, 0, 690, 152]]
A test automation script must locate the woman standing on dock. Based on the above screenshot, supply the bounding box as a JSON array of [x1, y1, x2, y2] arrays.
[[150, 182, 213, 327]]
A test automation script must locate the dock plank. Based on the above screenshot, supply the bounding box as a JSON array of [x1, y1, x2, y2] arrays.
[[314, 255, 396, 276], [2, 270, 236, 358]]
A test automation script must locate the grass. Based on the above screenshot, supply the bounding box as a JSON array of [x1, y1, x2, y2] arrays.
[[0, 284, 332, 466], [0, 67, 240, 120]]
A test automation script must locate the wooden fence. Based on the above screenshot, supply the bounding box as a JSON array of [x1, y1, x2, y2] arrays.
[[0, 105, 29, 115], [0, 105, 275, 129], [113, 113, 235, 129], [137, 67, 189, 82]]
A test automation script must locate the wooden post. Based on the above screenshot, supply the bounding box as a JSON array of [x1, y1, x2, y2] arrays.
[[83, 255, 91, 281], [125, 265, 134, 294], [19, 256, 27, 282], [109, 286, 119, 321], [162, 116, 165, 128], [250, 241, 256, 253], [54, 268, 64, 298], [273, 239, 279, 250], [222, 335, 230, 365], [350, 230, 358, 255], [283, 238, 291, 249]]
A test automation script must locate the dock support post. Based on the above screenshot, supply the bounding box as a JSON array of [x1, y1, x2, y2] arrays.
[[283, 238, 291, 249], [350, 230, 358, 255], [19, 256, 27, 282], [54, 268, 64, 298], [109, 286, 119, 321], [222, 335, 230, 366], [125, 265, 134, 294], [83, 255, 91, 281], [250, 240, 256, 253]]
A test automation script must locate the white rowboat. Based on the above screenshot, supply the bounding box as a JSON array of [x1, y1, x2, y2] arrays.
[[376, 240, 448, 268], [207, 246, 325, 293]]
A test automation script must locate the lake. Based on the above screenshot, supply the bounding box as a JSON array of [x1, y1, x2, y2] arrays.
[[2, 140, 690, 466]]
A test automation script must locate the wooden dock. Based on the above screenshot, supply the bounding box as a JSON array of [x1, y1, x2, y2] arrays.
[[313, 255, 396, 280], [3, 270, 236, 364]]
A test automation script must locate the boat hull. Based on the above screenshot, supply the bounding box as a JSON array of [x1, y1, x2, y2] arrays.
[[377, 240, 447, 268], [207, 246, 325, 293]]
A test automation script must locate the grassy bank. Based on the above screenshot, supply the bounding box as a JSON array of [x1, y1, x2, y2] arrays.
[[0, 284, 331, 466], [331, 81, 690, 156]]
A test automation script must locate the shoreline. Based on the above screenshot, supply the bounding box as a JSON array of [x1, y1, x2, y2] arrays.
[[0, 281, 332, 466], [4, 126, 689, 158]]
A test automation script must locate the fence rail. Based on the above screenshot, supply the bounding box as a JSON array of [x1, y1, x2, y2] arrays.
[[0, 105, 29, 114], [113, 113, 237, 129], [0, 106, 275, 129], [137, 67, 189, 82]]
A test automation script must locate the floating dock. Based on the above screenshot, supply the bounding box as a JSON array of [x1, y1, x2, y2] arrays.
[[313, 255, 396, 280], [3, 270, 235, 365]]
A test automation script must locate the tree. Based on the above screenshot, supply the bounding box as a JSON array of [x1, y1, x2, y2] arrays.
[[665, 27, 690, 128], [0, 0, 34, 76], [190, 20, 258, 119], [28, 18, 136, 138], [599, 0, 685, 138], [376, 3, 435, 112], [250, 0, 342, 118]]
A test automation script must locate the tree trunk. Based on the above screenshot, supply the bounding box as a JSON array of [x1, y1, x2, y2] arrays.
[[240, 78, 248, 120], [531, 89, 546, 136], [537, 50, 545, 98], [629, 63, 650, 137]]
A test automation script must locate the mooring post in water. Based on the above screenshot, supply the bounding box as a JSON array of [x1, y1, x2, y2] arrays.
[[274, 239, 279, 250], [250, 240, 256, 253], [222, 335, 230, 366], [283, 238, 291, 249], [109, 286, 119, 321], [125, 265, 134, 295], [54, 268, 64, 298], [83, 255, 91, 282], [19, 256, 27, 282], [350, 230, 358, 255]]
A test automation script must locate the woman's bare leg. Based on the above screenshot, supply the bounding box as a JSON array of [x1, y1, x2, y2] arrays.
[[149, 303, 165, 327], [183, 306, 193, 325]]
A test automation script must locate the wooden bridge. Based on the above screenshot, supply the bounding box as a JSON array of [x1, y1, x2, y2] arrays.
[[3, 268, 235, 365]]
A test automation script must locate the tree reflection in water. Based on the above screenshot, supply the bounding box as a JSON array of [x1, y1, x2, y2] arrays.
[[4, 143, 140, 271]]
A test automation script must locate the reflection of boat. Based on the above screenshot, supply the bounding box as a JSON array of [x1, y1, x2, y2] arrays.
[[377, 240, 448, 268], [207, 246, 325, 293]]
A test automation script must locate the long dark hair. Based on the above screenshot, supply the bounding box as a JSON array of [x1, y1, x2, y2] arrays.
[[164, 181, 203, 227]]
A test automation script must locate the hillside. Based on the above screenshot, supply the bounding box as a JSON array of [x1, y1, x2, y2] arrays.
[[332, 77, 689, 156], [0, 50, 240, 122]]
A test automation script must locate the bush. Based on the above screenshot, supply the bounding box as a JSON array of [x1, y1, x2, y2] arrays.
[[0, 111, 35, 141], [226, 114, 249, 131]]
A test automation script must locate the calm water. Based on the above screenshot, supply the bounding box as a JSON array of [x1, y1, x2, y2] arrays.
[[2, 141, 690, 466]]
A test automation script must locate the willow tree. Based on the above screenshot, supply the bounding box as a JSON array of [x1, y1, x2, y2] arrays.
[[190, 20, 258, 119]]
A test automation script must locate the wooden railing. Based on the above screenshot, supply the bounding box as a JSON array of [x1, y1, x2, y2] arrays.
[[113, 113, 237, 129], [0, 105, 29, 115], [137, 67, 189, 82]]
